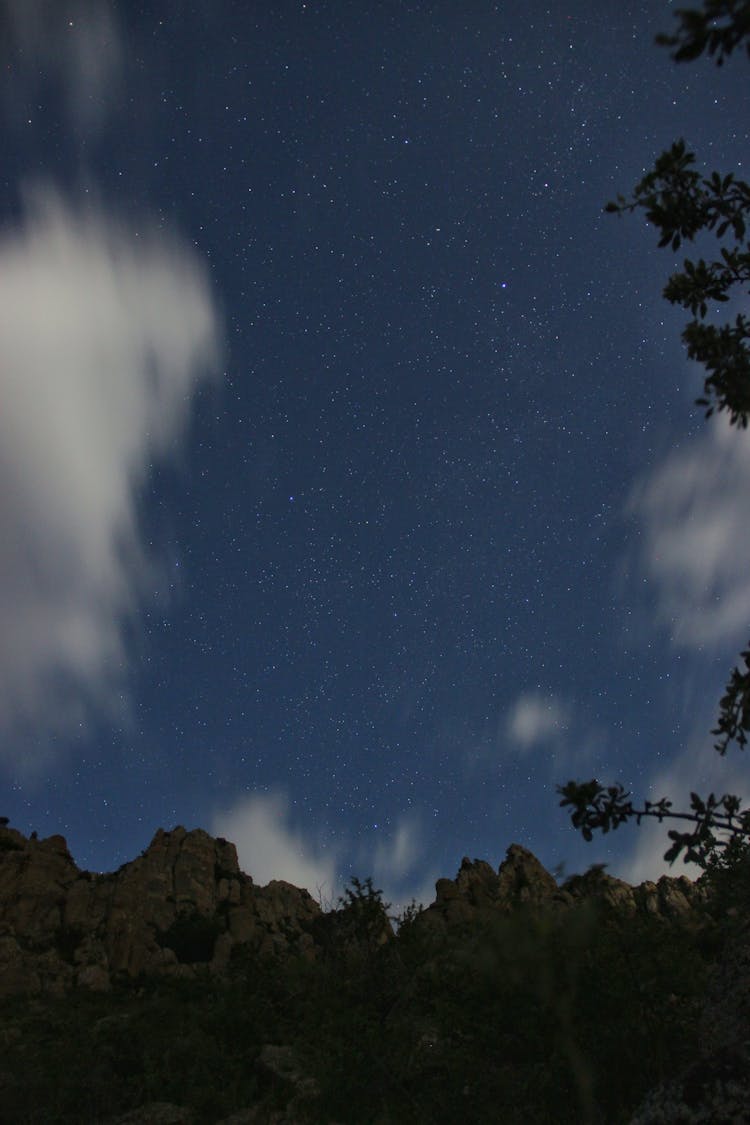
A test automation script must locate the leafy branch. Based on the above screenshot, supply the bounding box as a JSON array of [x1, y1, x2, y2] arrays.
[[558, 781, 750, 868], [559, 5, 750, 872], [655, 1, 750, 65], [713, 646, 750, 753], [606, 139, 750, 426]]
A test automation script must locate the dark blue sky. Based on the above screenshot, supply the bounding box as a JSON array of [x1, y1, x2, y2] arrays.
[[1, 1, 749, 902]]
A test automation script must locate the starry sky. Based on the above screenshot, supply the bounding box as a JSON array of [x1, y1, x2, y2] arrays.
[[1, 0, 750, 904]]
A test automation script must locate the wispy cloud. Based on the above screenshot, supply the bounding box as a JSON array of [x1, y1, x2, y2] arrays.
[[212, 792, 340, 901], [369, 814, 438, 912], [611, 410, 750, 881], [213, 796, 438, 911], [629, 415, 750, 649], [373, 817, 420, 882], [0, 0, 122, 130], [506, 691, 570, 752], [0, 187, 220, 760]]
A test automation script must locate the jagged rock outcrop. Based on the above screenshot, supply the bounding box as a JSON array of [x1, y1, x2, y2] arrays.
[[418, 846, 746, 1125], [0, 825, 716, 1000], [417, 842, 711, 935], [3, 823, 748, 1123], [0, 823, 320, 997]]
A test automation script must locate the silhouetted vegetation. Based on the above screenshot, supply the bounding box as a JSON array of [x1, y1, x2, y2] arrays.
[[655, 1, 750, 65], [561, 2, 750, 872], [1, 871, 743, 1124]]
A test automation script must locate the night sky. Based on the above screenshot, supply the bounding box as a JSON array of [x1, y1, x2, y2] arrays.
[[2, 0, 750, 905]]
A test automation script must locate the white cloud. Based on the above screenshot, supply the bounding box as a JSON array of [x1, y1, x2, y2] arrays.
[[629, 415, 750, 649], [369, 814, 438, 912], [0, 187, 220, 758], [506, 692, 569, 752], [213, 797, 439, 912], [213, 792, 340, 900], [0, 0, 122, 130], [373, 817, 420, 881]]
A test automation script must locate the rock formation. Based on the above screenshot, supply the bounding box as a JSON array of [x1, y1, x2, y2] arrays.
[[0, 823, 320, 997], [417, 843, 710, 936], [3, 823, 749, 1123], [0, 824, 715, 999]]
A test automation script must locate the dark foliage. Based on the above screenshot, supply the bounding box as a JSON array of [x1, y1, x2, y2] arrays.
[[561, 3, 750, 871], [559, 781, 750, 868], [0, 888, 724, 1125], [713, 645, 750, 753], [605, 140, 750, 427], [337, 875, 392, 944], [655, 1, 750, 65]]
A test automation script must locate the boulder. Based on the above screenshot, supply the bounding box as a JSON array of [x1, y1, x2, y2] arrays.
[[255, 1043, 320, 1122]]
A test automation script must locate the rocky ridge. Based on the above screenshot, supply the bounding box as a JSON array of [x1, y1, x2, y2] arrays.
[[0, 823, 320, 997], [422, 843, 710, 929], [0, 822, 713, 998], [3, 822, 750, 1123]]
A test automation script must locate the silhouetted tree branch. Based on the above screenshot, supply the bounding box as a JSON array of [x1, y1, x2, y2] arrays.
[[655, 1, 750, 66], [560, 3, 750, 870], [712, 645, 750, 754], [606, 142, 750, 426], [558, 781, 750, 868]]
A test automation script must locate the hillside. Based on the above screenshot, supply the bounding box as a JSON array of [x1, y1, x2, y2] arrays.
[[1, 822, 749, 1123]]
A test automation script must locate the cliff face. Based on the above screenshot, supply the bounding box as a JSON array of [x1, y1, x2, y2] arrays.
[[0, 823, 320, 996], [421, 843, 710, 931], [0, 823, 714, 999]]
